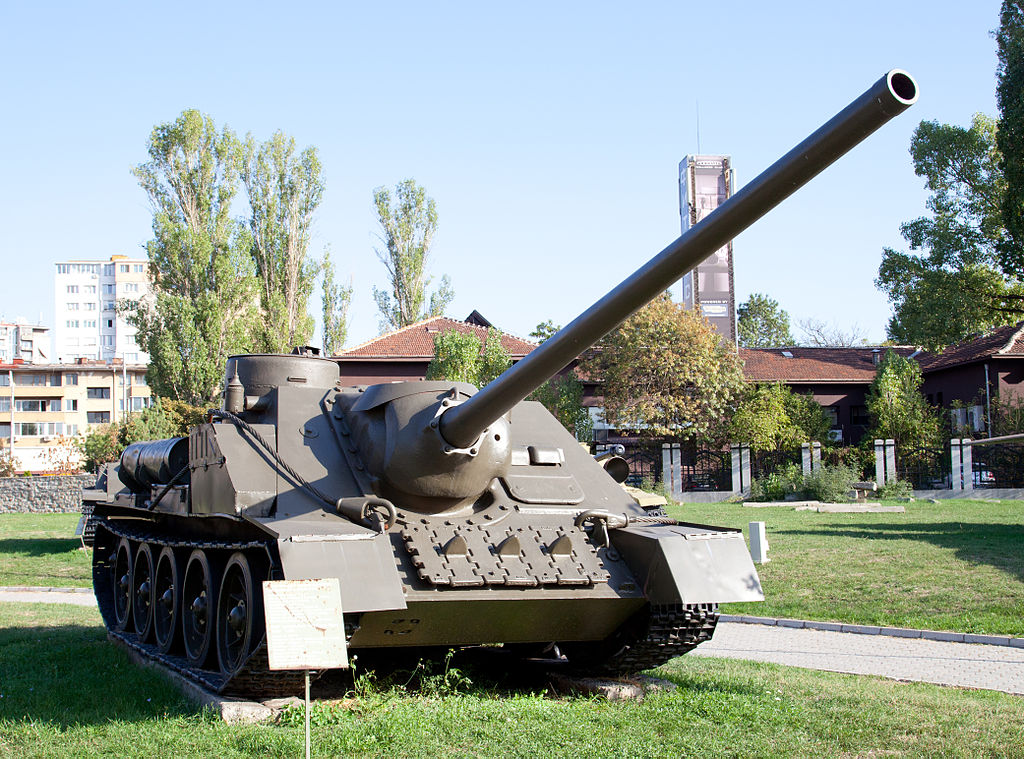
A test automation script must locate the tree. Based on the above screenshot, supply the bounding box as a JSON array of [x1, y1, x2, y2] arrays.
[[736, 294, 794, 347], [242, 131, 323, 352], [797, 317, 869, 347], [127, 110, 258, 405], [529, 373, 593, 441], [75, 399, 193, 473], [583, 292, 746, 441], [876, 115, 1024, 350], [425, 328, 512, 387], [997, 0, 1024, 273], [321, 250, 353, 356], [372, 180, 454, 331], [865, 350, 942, 451], [730, 383, 831, 451], [529, 320, 561, 343]]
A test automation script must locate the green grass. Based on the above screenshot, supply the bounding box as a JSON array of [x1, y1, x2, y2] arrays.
[[0, 602, 1022, 758], [0, 513, 91, 588], [672, 498, 1024, 636]]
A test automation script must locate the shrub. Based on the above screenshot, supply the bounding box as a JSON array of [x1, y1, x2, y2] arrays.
[[803, 463, 860, 503], [0, 447, 20, 478], [877, 479, 914, 500], [749, 462, 803, 501]]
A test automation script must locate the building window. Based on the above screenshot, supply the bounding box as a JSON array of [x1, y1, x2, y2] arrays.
[[64, 372, 78, 385], [824, 406, 840, 427], [66, 424, 78, 436], [66, 285, 78, 294], [134, 374, 147, 386], [14, 374, 46, 386], [0, 375, 8, 386], [133, 264, 144, 273], [57, 264, 69, 274], [851, 405, 870, 427], [119, 264, 130, 273], [83, 320, 97, 328], [65, 399, 78, 411], [15, 399, 45, 412], [130, 397, 151, 411], [103, 302, 114, 312], [84, 285, 96, 294], [86, 411, 110, 424], [101, 335, 114, 346], [102, 284, 115, 295], [103, 264, 114, 276], [0, 399, 8, 412], [86, 387, 111, 400], [67, 302, 79, 311], [84, 302, 96, 311], [105, 319, 113, 328], [122, 283, 140, 293], [0, 423, 9, 436]]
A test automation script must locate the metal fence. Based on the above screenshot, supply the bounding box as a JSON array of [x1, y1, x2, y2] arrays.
[[895, 442, 951, 489], [661, 442, 731, 493], [750, 446, 802, 482], [594, 439, 663, 488], [971, 441, 1024, 488]]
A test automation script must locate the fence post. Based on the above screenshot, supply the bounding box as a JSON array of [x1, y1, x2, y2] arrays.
[[811, 441, 822, 472], [962, 439, 973, 492], [801, 443, 812, 477], [730, 444, 742, 494], [885, 439, 896, 484], [874, 439, 885, 487], [741, 444, 751, 494], [661, 443, 674, 498], [950, 438, 962, 491]]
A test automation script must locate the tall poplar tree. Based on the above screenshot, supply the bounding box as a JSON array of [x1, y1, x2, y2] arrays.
[[128, 110, 258, 405], [242, 131, 323, 352], [372, 179, 454, 331], [321, 249, 353, 356], [997, 0, 1024, 273]]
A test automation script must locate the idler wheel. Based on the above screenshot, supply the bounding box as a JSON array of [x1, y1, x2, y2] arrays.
[[216, 552, 263, 676], [131, 542, 155, 641], [112, 537, 133, 632], [182, 549, 221, 667], [153, 546, 181, 653]]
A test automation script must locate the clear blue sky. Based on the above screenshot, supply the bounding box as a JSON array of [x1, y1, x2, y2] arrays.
[[0, 1, 1003, 350]]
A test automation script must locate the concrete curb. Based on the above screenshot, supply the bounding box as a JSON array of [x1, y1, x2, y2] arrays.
[[0, 585, 93, 594], [720, 615, 1024, 648]]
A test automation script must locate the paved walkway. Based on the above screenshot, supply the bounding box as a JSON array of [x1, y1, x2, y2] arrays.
[[692, 621, 1024, 696], [2, 588, 1022, 696]]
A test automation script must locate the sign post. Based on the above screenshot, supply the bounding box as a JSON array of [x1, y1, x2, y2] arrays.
[[263, 579, 348, 759]]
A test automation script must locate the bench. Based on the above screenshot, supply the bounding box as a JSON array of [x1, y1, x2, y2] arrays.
[[852, 481, 877, 503]]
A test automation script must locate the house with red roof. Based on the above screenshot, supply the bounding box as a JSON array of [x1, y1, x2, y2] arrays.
[[335, 313, 537, 387]]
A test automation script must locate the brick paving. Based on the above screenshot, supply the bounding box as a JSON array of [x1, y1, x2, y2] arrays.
[[692, 621, 1024, 696]]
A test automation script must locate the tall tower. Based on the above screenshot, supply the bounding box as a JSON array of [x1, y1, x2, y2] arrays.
[[679, 155, 737, 345]]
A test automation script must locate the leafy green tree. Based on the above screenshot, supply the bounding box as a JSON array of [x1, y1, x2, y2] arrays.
[[372, 180, 454, 331], [425, 328, 511, 387], [876, 116, 1024, 350], [737, 293, 794, 347], [730, 384, 831, 451], [529, 320, 560, 343], [997, 0, 1024, 273], [529, 373, 593, 441], [478, 329, 512, 386], [321, 249, 353, 356], [127, 110, 258, 405], [76, 399, 199, 473], [242, 131, 323, 352], [865, 350, 943, 451], [583, 292, 746, 442]]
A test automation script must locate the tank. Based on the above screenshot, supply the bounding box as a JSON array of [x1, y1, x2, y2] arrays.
[[88, 70, 918, 697]]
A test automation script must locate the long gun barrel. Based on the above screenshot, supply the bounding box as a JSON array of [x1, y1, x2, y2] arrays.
[[440, 70, 918, 449]]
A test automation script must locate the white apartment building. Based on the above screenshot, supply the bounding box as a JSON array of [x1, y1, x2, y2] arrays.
[[54, 254, 151, 364], [0, 321, 50, 364]]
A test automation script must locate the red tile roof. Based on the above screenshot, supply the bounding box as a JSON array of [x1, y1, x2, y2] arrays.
[[917, 322, 1024, 371], [739, 346, 919, 383], [340, 316, 537, 359]]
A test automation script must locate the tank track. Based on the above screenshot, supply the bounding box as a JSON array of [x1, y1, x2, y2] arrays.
[[93, 519, 309, 699], [569, 602, 719, 676]]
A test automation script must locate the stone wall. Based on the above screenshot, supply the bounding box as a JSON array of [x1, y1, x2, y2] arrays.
[[0, 473, 95, 514]]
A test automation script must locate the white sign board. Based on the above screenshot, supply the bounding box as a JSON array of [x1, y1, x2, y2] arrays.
[[263, 579, 348, 670]]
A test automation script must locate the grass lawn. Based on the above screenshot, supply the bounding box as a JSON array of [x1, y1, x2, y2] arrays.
[[672, 498, 1024, 636], [0, 602, 1022, 757], [0, 513, 91, 588]]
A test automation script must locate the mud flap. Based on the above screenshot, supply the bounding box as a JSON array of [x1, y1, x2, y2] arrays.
[[611, 524, 764, 605]]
